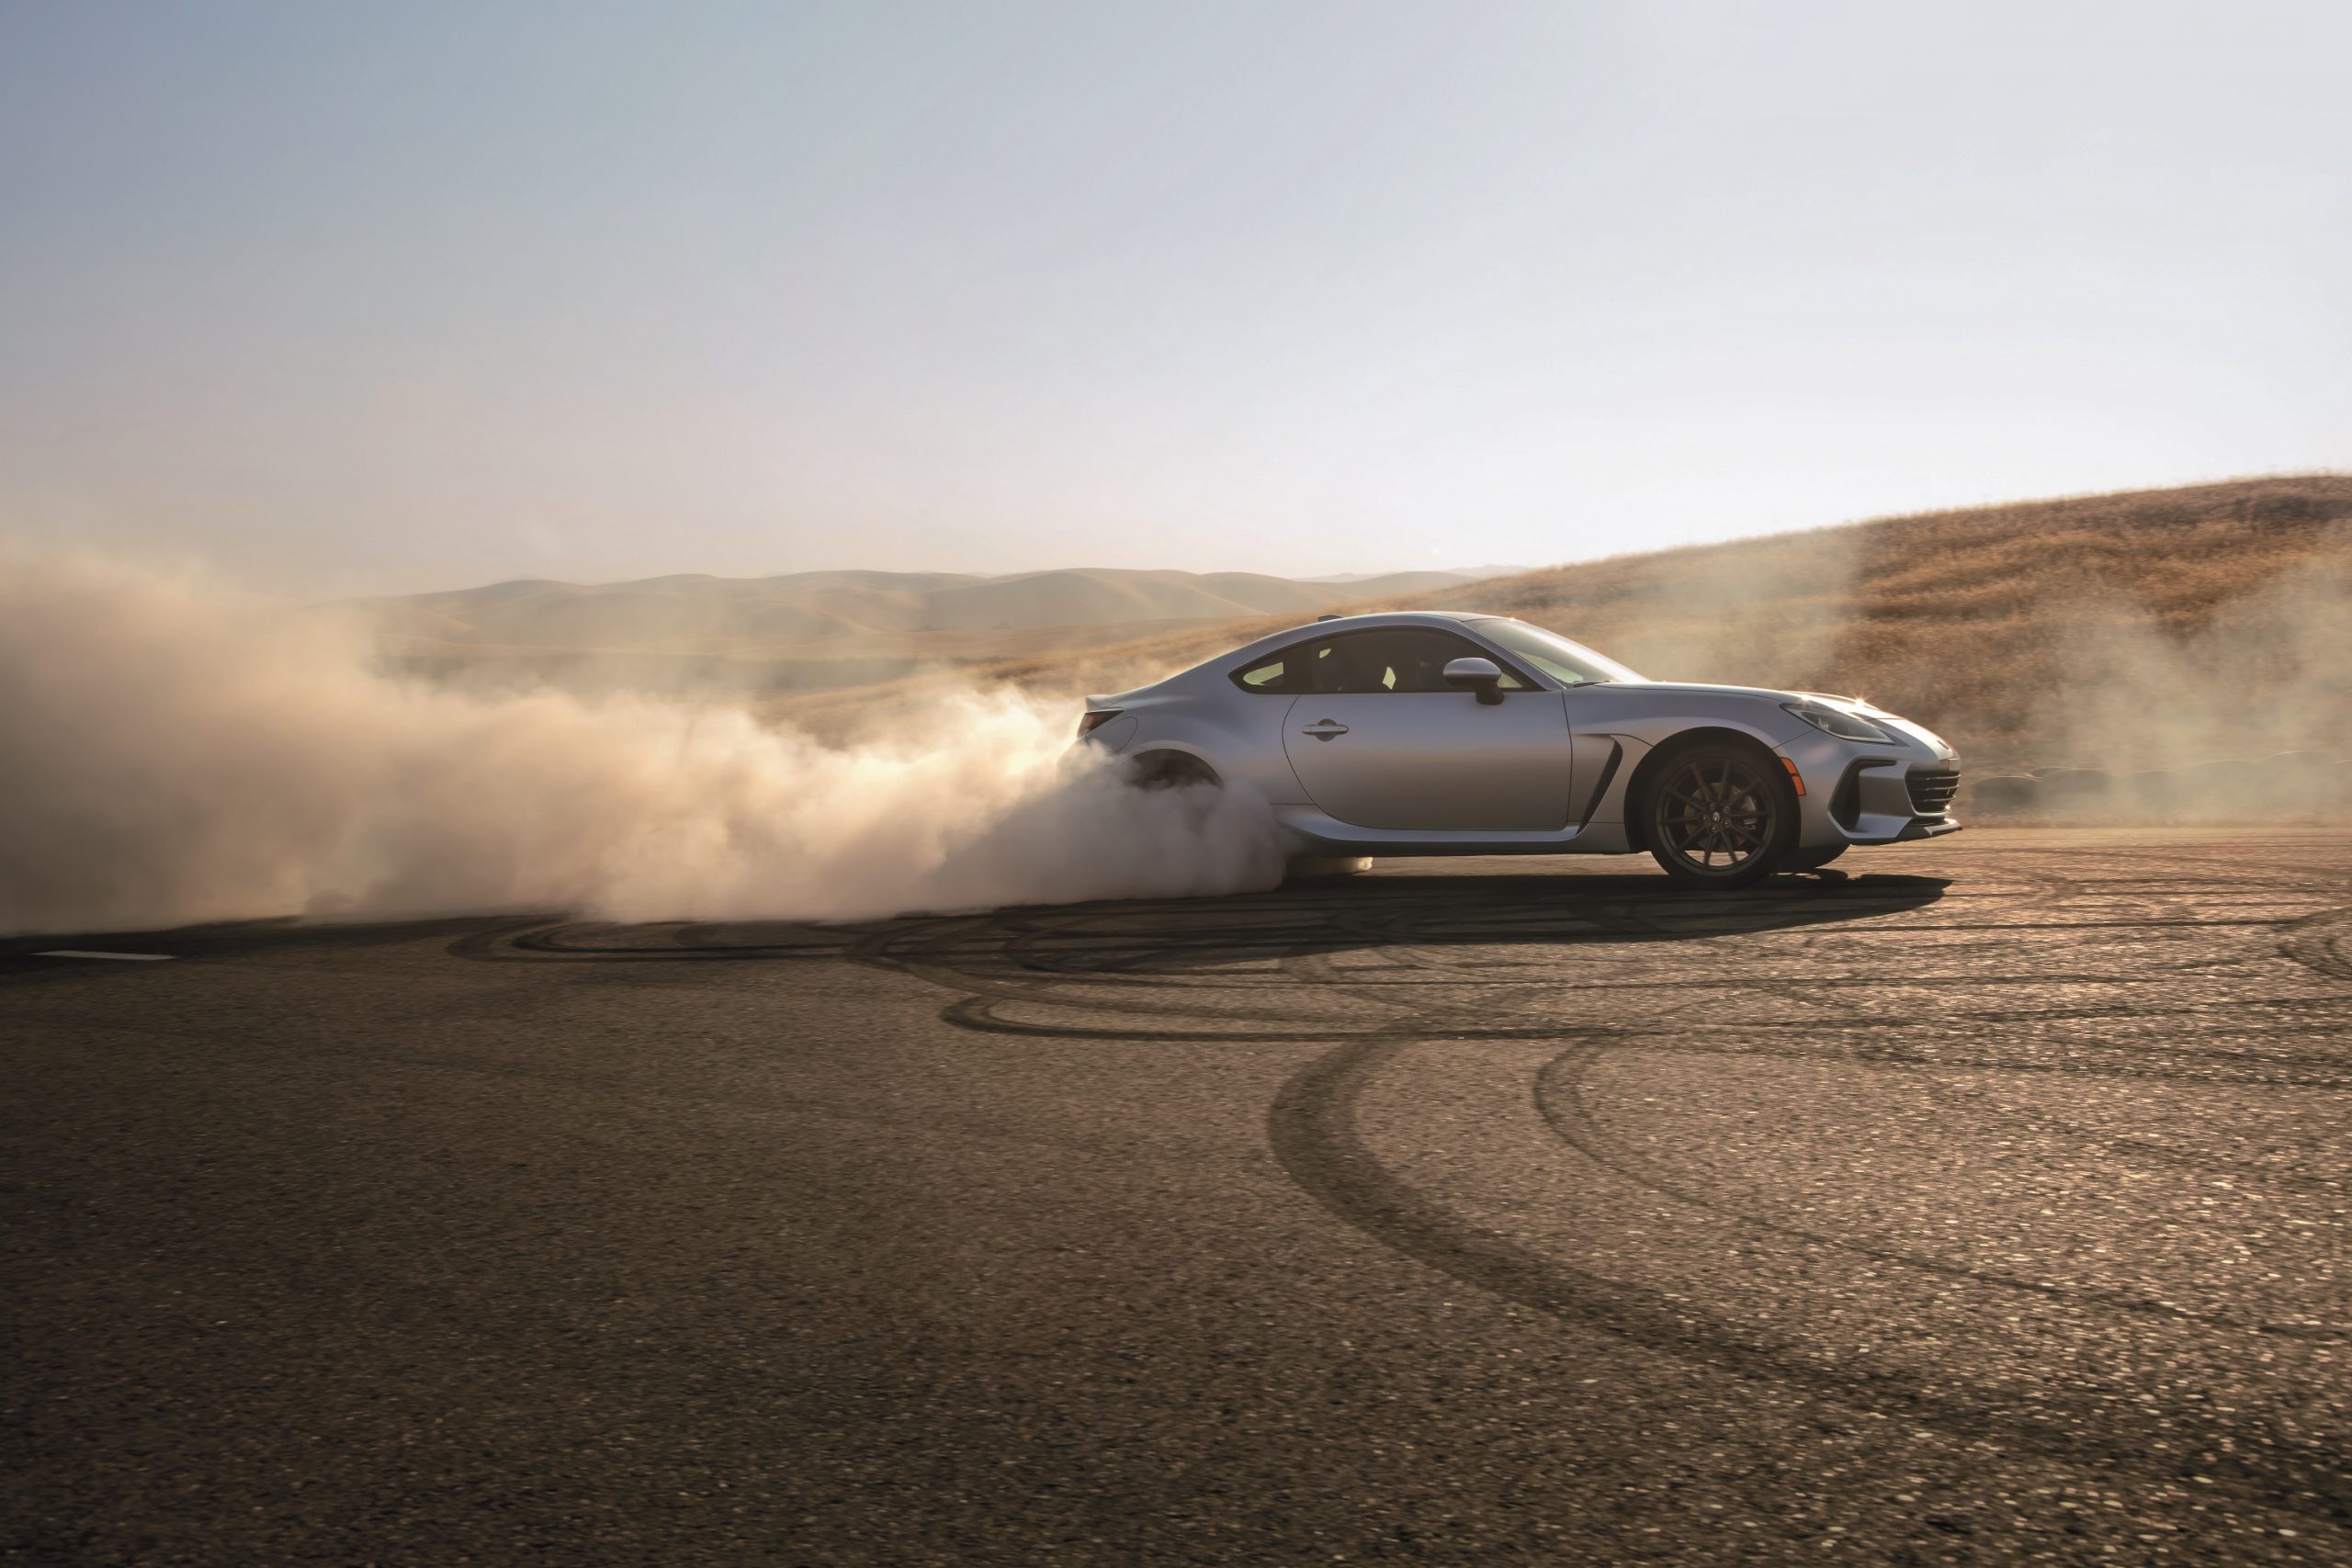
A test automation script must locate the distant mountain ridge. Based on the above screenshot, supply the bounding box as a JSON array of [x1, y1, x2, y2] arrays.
[[1302, 564, 1530, 584], [359, 565, 1488, 660]]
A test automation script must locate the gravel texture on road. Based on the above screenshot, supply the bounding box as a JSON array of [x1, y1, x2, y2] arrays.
[[4, 829, 2346, 1564]]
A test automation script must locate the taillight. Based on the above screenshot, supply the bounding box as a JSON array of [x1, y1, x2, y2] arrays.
[[1076, 709, 1121, 739]]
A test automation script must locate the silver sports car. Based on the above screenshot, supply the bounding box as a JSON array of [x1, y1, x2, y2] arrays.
[[1077, 611, 1961, 887]]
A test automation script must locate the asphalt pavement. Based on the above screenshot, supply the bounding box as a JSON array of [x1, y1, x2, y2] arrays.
[[5, 829, 2348, 1565]]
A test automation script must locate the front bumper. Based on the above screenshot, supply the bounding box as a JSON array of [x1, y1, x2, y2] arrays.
[[1781, 736, 1963, 847]]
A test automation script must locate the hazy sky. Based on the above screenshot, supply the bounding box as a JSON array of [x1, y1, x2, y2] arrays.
[[4, 1, 2346, 593]]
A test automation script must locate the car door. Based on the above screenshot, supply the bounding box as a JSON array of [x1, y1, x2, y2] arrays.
[[1279, 627, 1572, 830]]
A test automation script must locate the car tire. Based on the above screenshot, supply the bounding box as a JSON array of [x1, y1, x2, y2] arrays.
[[1641, 737, 1803, 889], [1285, 855, 1374, 881], [1124, 750, 1220, 791], [1786, 842, 1849, 874]]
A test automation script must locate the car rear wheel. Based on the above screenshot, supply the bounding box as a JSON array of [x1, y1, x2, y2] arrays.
[[1285, 855, 1373, 881], [1643, 739, 1801, 888], [1124, 750, 1220, 791]]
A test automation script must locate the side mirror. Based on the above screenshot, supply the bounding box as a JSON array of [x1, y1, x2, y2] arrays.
[[1442, 656, 1506, 705]]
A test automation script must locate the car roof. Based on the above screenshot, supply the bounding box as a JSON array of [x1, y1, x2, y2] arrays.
[[1092, 610, 1531, 704], [1210, 610, 1500, 668]]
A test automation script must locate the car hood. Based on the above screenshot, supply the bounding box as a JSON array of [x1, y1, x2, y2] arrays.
[[1596, 682, 1954, 758], [1592, 681, 1812, 703], [1599, 681, 1900, 711]]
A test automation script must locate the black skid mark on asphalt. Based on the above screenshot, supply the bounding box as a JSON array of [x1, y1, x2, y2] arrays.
[[1267, 1031, 2352, 1531], [1244, 857, 2352, 1527], [447, 919, 860, 962], [945, 987, 2352, 1088], [883, 880, 1951, 1043], [445, 851, 2352, 1529], [456, 881, 2352, 1089], [2281, 906, 2352, 983], [915, 861, 2352, 1519], [1775, 898, 2352, 1163], [1531, 1043, 2352, 1340]]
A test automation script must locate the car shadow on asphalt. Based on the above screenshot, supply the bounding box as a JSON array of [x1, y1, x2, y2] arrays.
[[981, 867, 1956, 972], [421, 868, 1951, 976], [5, 869, 1951, 982]]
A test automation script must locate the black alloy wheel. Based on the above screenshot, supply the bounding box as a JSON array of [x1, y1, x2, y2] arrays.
[[1644, 741, 1801, 888]]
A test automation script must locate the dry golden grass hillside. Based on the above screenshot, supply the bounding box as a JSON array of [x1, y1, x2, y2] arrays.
[[770, 475, 2352, 775], [363, 565, 1487, 695]]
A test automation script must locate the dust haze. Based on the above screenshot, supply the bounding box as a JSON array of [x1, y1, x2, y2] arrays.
[[1616, 521, 2352, 818], [10, 491, 2351, 941], [1410, 482, 2352, 824], [1599, 527, 1860, 694], [0, 551, 1284, 938], [1994, 541, 2352, 818]]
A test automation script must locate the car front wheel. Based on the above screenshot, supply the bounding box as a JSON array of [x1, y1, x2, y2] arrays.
[[1642, 739, 1802, 888]]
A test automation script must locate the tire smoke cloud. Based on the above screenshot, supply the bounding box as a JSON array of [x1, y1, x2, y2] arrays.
[[1960, 542, 2352, 822], [0, 552, 1285, 937]]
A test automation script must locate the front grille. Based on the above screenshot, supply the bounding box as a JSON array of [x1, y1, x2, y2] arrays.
[[1907, 766, 1961, 816]]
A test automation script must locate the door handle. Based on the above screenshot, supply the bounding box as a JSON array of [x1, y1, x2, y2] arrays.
[[1301, 718, 1349, 741]]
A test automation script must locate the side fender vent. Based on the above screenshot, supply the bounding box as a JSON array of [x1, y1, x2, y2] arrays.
[[1575, 739, 1624, 829], [1829, 761, 1867, 829]]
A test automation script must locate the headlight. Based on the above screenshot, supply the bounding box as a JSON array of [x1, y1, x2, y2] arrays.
[[1782, 701, 1894, 743]]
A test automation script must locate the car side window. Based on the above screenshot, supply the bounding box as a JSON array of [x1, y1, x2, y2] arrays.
[[1305, 628, 1530, 694], [1229, 652, 1293, 693]]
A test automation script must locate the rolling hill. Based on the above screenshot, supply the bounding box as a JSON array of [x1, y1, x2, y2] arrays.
[[366, 565, 1496, 647], [764, 475, 2352, 779], [360, 565, 1499, 694]]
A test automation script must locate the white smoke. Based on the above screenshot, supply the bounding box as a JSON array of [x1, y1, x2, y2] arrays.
[[0, 551, 1285, 936], [2019, 546, 2352, 773], [1605, 525, 1861, 693], [1968, 539, 2352, 821]]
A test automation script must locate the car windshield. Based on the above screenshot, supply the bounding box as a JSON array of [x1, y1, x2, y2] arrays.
[[1468, 618, 1643, 686]]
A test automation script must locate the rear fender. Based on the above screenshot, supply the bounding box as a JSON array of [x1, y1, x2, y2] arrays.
[[1117, 697, 1307, 804]]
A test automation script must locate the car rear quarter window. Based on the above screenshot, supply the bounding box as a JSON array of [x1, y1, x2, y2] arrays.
[[1229, 653, 1291, 693]]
